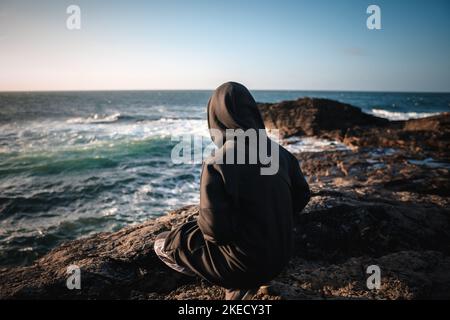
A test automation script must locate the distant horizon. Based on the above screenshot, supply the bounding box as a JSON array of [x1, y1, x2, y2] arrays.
[[1, 88, 450, 94]]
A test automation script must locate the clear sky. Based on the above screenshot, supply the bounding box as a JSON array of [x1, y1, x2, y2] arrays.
[[0, 0, 449, 92]]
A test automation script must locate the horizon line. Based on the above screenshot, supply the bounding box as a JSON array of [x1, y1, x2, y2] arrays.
[[1, 88, 450, 94]]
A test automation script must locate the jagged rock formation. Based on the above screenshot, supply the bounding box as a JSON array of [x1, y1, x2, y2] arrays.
[[259, 98, 450, 158], [258, 98, 389, 138]]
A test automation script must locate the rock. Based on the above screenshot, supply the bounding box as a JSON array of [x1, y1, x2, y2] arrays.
[[0, 206, 199, 299], [1, 186, 449, 299], [404, 113, 450, 132], [276, 251, 450, 300], [258, 98, 450, 158], [258, 98, 389, 138], [294, 188, 450, 262], [342, 116, 450, 158]]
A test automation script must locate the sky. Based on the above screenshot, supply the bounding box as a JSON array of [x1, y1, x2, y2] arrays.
[[0, 0, 449, 92]]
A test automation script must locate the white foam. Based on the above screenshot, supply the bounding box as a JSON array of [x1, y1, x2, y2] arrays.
[[101, 207, 118, 217], [371, 109, 440, 121], [282, 136, 351, 153], [146, 118, 209, 138], [2, 117, 357, 156], [0, 147, 10, 154], [0, 118, 209, 154], [66, 112, 122, 124]]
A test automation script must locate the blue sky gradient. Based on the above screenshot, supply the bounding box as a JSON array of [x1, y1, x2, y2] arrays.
[[0, 0, 449, 91]]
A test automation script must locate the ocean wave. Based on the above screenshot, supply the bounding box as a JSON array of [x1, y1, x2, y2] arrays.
[[371, 109, 441, 121], [0, 117, 209, 155], [66, 113, 122, 124], [282, 136, 351, 153]]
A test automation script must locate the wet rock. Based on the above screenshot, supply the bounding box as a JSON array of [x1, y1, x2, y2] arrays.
[[258, 98, 388, 138]]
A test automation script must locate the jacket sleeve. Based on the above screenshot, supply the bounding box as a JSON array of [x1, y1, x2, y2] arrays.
[[290, 158, 311, 215], [197, 163, 235, 245]]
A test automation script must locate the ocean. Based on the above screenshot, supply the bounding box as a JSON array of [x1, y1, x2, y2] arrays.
[[0, 90, 449, 267]]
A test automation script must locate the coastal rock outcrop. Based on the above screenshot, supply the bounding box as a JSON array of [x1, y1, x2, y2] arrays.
[[259, 98, 450, 158], [2, 191, 449, 299], [258, 98, 389, 138], [0, 206, 199, 299]]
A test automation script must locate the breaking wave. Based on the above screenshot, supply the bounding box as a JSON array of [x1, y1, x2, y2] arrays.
[[370, 109, 441, 121], [66, 112, 123, 124]]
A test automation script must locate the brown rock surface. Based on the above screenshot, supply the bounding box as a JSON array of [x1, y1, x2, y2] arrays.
[[258, 98, 389, 138], [259, 98, 450, 158]]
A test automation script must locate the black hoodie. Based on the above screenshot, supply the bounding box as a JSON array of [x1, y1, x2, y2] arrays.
[[163, 82, 310, 289]]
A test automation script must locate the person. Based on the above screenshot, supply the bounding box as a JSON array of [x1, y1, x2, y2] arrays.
[[154, 82, 310, 300]]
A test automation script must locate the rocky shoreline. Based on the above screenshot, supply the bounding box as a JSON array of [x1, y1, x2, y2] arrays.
[[1, 98, 449, 299]]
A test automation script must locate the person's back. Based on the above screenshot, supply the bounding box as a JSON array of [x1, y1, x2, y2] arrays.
[[199, 141, 308, 269], [155, 82, 310, 299]]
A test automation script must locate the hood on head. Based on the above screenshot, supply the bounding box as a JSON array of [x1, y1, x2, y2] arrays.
[[207, 82, 265, 145]]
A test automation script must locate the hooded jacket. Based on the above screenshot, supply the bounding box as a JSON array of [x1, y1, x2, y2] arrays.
[[163, 82, 310, 289]]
